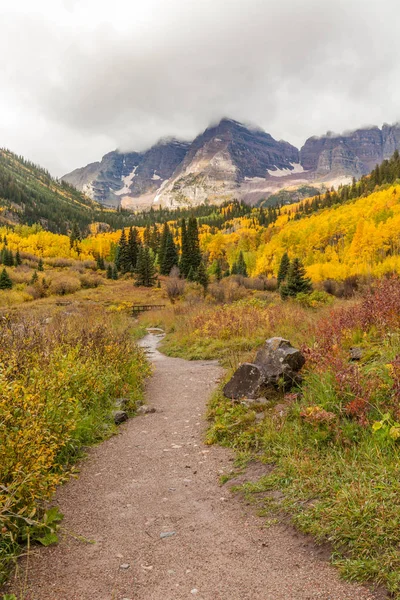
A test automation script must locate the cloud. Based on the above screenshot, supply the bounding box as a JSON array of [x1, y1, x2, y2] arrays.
[[1, 0, 400, 175]]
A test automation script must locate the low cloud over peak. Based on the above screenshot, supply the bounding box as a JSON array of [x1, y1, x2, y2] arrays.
[[1, 0, 400, 176]]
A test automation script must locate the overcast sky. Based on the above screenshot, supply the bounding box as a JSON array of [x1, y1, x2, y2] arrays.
[[1, 0, 400, 176]]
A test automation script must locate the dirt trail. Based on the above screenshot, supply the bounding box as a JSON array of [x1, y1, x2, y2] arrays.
[[11, 332, 380, 600]]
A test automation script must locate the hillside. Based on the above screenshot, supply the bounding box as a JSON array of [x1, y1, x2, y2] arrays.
[[0, 149, 137, 233], [63, 118, 400, 210]]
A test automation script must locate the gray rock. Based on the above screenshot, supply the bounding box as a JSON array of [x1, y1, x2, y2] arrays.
[[119, 563, 130, 570], [255, 337, 305, 390], [137, 405, 156, 415], [349, 347, 363, 361], [223, 363, 265, 400], [113, 410, 128, 425], [223, 337, 305, 401]]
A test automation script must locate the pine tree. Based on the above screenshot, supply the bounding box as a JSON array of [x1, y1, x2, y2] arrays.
[[236, 251, 248, 277], [280, 258, 312, 299], [136, 247, 157, 287], [69, 222, 81, 249], [15, 249, 22, 266], [31, 270, 38, 284], [3, 249, 13, 267], [115, 229, 131, 273], [143, 224, 151, 247], [158, 223, 169, 271], [187, 266, 195, 281], [277, 253, 290, 288], [38, 258, 44, 272], [0, 268, 12, 290], [96, 255, 105, 270], [128, 227, 140, 271], [149, 224, 160, 254], [112, 266, 118, 280], [187, 217, 202, 272], [106, 264, 113, 279], [179, 218, 191, 278], [160, 225, 178, 275], [194, 261, 209, 292]]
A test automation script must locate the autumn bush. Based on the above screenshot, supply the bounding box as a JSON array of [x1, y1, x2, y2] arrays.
[[0, 306, 149, 583], [49, 274, 81, 295]]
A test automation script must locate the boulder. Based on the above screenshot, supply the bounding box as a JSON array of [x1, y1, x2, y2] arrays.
[[113, 410, 128, 425], [222, 363, 265, 400], [223, 337, 305, 401], [255, 337, 305, 389]]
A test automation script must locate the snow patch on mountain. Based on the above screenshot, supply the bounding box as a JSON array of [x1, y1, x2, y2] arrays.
[[267, 163, 305, 178], [115, 165, 138, 196]]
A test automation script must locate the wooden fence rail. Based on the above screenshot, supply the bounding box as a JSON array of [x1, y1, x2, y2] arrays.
[[132, 304, 166, 316]]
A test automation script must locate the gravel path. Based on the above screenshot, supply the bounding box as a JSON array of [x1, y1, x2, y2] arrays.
[[10, 332, 381, 600]]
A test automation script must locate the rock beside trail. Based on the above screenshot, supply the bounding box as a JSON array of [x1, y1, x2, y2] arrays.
[[223, 337, 305, 401], [222, 363, 265, 400], [113, 410, 128, 425], [137, 405, 156, 415], [255, 337, 305, 388]]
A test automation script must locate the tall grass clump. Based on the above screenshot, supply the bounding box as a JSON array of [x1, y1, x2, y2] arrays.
[[0, 306, 149, 583]]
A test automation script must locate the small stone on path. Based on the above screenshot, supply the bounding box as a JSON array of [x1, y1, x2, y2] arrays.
[[160, 531, 176, 539]]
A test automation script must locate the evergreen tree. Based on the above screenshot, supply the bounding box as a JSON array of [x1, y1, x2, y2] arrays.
[[96, 255, 105, 270], [143, 224, 151, 247], [115, 229, 131, 273], [236, 251, 248, 277], [31, 270, 38, 284], [38, 258, 44, 272], [112, 266, 118, 280], [0, 268, 12, 290], [15, 249, 22, 266], [136, 247, 157, 287], [277, 252, 290, 287], [280, 258, 312, 300], [194, 261, 209, 292], [187, 266, 195, 281], [69, 222, 81, 249], [3, 248, 13, 267], [128, 227, 140, 271], [158, 223, 169, 270], [187, 217, 202, 272], [106, 264, 113, 279], [179, 218, 191, 278], [149, 224, 161, 254], [160, 224, 178, 275]]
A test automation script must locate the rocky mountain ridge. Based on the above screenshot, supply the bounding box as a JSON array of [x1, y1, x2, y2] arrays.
[[62, 119, 400, 209]]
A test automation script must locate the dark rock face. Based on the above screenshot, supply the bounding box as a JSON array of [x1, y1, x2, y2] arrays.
[[62, 140, 189, 206], [223, 337, 305, 401], [223, 363, 266, 400], [63, 119, 400, 209], [300, 124, 400, 177], [175, 118, 300, 182]]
